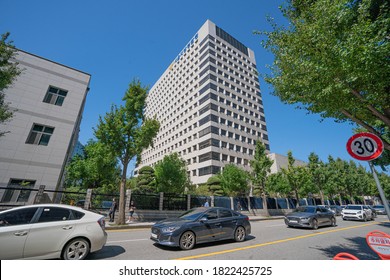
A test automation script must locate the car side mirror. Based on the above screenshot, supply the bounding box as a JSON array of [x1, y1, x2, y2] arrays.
[[200, 217, 208, 223]]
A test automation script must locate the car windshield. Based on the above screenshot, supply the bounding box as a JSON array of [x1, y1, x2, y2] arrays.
[[179, 208, 206, 221], [294, 206, 316, 213], [345, 205, 362, 210], [373, 205, 384, 209]]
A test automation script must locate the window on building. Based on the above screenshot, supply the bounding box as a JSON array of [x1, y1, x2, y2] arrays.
[[1, 179, 35, 203], [43, 86, 68, 106], [26, 124, 55, 146]]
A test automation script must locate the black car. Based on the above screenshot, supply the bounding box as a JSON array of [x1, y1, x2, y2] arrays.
[[150, 207, 251, 250], [284, 206, 337, 230]]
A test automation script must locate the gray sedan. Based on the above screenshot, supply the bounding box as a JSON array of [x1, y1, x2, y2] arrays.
[[150, 207, 251, 250], [284, 206, 337, 230]]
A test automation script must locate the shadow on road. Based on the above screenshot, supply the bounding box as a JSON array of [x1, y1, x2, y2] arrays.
[[87, 245, 126, 260]]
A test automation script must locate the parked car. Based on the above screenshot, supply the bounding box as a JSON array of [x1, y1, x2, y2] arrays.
[[0, 204, 107, 260], [341, 204, 374, 221], [317, 205, 342, 216], [150, 207, 251, 250], [365, 205, 377, 218], [329, 205, 343, 216], [373, 205, 386, 215], [284, 206, 337, 230]]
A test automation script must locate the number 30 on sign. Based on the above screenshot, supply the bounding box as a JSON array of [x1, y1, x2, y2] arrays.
[[346, 132, 384, 161]]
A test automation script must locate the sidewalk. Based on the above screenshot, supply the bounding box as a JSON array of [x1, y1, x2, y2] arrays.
[[105, 213, 284, 230]]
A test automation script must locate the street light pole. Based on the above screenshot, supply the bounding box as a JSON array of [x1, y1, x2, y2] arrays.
[[369, 162, 390, 221]]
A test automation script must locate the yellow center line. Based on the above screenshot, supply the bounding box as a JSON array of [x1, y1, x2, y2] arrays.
[[174, 222, 379, 260]]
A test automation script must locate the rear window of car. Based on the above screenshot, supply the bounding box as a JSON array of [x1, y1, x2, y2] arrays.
[[345, 205, 362, 210], [219, 209, 232, 218], [36, 207, 84, 223]]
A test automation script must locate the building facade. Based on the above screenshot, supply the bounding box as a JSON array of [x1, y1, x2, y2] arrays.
[[0, 50, 90, 204], [135, 20, 269, 184], [268, 153, 307, 174]]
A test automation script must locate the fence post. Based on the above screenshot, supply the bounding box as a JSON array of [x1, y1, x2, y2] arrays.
[[159, 192, 164, 211], [187, 194, 191, 210], [33, 185, 46, 204], [85, 189, 92, 209], [247, 196, 251, 212]]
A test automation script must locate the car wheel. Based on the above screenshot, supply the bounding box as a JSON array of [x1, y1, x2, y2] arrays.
[[311, 219, 319, 230], [330, 217, 336, 227], [363, 214, 367, 222], [179, 231, 195, 250], [62, 238, 90, 260], [234, 226, 246, 242]]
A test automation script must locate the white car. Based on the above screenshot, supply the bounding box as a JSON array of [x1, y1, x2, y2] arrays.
[[341, 204, 374, 221], [0, 204, 107, 260]]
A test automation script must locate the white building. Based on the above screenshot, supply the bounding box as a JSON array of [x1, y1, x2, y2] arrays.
[[135, 20, 269, 184], [0, 50, 90, 205], [268, 153, 307, 174]]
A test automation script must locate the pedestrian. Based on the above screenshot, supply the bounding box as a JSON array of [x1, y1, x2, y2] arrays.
[[127, 201, 136, 223], [109, 198, 117, 222], [204, 200, 210, 207], [237, 201, 242, 212]]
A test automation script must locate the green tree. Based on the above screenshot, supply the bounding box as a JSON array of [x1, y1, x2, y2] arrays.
[[207, 175, 224, 196], [135, 166, 157, 193], [219, 164, 249, 196], [154, 153, 191, 194], [265, 172, 290, 197], [307, 153, 327, 204], [95, 80, 160, 224], [281, 151, 311, 206], [250, 141, 274, 212], [259, 0, 390, 153], [65, 140, 120, 192], [1, 32, 22, 136]]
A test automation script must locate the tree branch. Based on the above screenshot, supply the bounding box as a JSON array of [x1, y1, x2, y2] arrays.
[[341, 109, 390, 151], [350, 89, 390, 127]]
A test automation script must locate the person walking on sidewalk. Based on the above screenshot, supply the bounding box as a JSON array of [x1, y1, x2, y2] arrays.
[[109, 198, 117, 222], [127, 201, 136, 223]]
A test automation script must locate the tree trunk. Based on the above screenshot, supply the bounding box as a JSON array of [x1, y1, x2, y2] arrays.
[[118, 161, 129, 225]]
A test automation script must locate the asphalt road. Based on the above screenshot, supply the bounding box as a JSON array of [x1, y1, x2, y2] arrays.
[[88, 216, 390, 260]]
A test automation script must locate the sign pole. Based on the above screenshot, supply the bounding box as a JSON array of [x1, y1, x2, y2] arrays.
[[368, 161, 390, 221]]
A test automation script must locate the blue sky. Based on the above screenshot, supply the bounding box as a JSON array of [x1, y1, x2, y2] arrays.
[[2, 0, 362, 168]]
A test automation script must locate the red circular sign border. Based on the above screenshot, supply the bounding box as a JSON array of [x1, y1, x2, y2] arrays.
[[346, 132, 384, 161]]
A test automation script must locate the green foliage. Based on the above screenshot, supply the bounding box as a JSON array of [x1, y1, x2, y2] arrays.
[[280, 151, 312, 204], [154, 153, 191, 194], [250, 141, 274, 197], [192, 183, 212, 196], [207, 175, 224, 196], [65, 139, 120, 192], [135, 166, 157, 193], [94, 79, 160, 224], [259, 0, 390, 153], [219, 164, 250, 196], [0, 32, 22, 136]]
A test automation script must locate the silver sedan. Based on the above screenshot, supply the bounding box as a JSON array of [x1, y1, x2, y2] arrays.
[[0, 204, 107, 260]]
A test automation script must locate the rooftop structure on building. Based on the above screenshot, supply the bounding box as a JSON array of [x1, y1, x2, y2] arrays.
[[135, 20, 269, 184]]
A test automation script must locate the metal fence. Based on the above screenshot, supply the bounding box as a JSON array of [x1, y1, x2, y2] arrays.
[[1, 186, 355, 212]]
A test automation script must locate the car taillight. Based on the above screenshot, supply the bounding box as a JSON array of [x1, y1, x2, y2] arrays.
[[97, 217, 106, 230]]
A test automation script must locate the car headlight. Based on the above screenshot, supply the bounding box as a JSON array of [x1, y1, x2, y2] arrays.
[[161, 226, 181, 233]]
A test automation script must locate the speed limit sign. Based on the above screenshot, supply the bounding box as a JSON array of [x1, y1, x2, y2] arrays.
[[346, 132, 384, 161]]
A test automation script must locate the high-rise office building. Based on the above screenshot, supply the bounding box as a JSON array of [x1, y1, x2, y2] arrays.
[[135, 20, 269, 185], [0, 50, 90, 204]]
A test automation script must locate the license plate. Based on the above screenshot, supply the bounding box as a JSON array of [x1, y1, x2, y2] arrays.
[[151, 233, 157, 239], [289, 220, 298, 223]]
